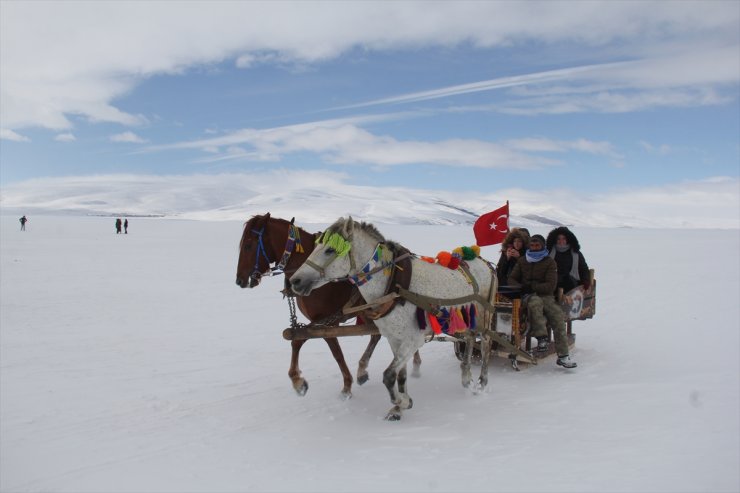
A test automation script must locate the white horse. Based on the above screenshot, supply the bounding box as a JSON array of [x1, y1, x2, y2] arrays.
[[290, 217, 497, 421]]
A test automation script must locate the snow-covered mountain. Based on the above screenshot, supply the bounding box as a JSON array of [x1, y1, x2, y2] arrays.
[[1, 172, 738, 229]]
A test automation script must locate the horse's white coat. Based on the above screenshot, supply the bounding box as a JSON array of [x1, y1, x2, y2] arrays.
[[291, 217, 496, 419]]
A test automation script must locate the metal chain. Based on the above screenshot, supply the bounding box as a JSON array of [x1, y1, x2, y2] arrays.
[[286, 294, 306, 330], [284, 289, 355, 330]]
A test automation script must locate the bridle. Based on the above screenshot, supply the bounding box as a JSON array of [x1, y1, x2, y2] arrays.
[[247, 219, 305, 286], [302, 233, 408, 287], [248, 225, 275, 285]]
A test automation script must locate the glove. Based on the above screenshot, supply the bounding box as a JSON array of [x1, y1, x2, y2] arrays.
[[582, 280, 591, 291]]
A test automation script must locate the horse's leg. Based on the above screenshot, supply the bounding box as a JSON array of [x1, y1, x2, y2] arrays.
[[382, 362, 401, 420], [460, 331, 475, 388], [477, 309, 496, 391], [383, 342, 417, 421], [477, 329, 493, 391], [356, 334, 381, 385], [289, 339, 309, 396], [397, 365, 412, 409], [323, 337, 353, 399], [411, 350, 422, 378]]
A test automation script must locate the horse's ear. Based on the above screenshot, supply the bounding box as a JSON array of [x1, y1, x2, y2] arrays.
[[345, 216, 354, 235], [290, 217, 295, 225], [265, 212, 271, 220]]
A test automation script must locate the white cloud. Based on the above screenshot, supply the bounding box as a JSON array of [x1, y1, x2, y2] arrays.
[[348, 45, 739, 114], [54, 132, 76, 142], [639, 141, 672, 155], [0, 128, 31, 142], [150, 120, 616, 169], [503, 137, 618, 156], [1, 2, 738, 131], [110, 132, 148, 144]]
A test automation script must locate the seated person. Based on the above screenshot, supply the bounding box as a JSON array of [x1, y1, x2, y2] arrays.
[[496, 228, 530, 297], [546, 226, 591, 294], [508, 234, 577, 369]]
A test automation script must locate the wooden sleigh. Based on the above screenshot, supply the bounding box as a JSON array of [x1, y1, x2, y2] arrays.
[[283, 269, 596, 370], [451, 269, 597, 368]]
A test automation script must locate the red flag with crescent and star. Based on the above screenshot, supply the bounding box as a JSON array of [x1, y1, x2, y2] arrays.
[[473, 201, 509, 246]]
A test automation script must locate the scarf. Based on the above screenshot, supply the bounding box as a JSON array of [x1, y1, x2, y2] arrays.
[[526, 248, 549, 263], [549, 246, 580, 280]]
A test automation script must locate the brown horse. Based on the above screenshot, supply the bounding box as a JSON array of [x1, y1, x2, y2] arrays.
[[235, 213, 388, 398]]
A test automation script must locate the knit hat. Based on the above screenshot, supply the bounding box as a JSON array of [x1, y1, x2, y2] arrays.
[[529, 234, 546, 246]]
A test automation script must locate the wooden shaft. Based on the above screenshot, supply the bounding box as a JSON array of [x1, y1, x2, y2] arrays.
[[283, 323, 380, 341]]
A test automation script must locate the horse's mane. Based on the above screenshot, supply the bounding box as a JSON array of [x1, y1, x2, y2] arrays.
[[326, 217, 406, 255]]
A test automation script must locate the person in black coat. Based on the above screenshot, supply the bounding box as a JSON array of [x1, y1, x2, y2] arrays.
[[546, 226, 590, 294], [496, 228, 530, 296]]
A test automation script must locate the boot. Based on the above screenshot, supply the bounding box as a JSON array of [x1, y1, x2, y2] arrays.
[[556, 355, 577, 368], [536, 337, 549, 352]]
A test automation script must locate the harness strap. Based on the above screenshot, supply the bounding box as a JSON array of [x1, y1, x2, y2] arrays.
[[274, 224, 306, 272], [396, 286, 496, 316], [251, 227, 273, 277]]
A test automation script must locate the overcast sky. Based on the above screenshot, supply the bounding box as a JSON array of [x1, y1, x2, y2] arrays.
[[1, 1, 738, 224]]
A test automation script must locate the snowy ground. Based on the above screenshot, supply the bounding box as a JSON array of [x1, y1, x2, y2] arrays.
[[1, 215, 738, 492]]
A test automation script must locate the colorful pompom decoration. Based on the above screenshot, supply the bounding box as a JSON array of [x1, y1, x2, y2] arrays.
[[436, 251, 452, 267], [421, 245, 479, 270], [461, 246, 477, 261], [448, 254, 461, 270]]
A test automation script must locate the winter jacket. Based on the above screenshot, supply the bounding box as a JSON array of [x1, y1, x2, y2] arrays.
[[496, 228, 530, 288], [508, 255, 558, 297], [546, 227, 590, 292]]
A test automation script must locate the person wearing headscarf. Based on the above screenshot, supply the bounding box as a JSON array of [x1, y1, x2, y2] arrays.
[[546, 226, 590, 294], [496, 228, 530, 295], [508, 234, 577, 368]]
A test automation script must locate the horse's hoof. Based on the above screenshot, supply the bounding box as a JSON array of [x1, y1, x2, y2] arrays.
[[407, 397, 413, 409], [411, 368, 421, 378], [385, 412, 402, 421], [357, 373, 369, 385], [295, 380, 308, 396], [462, 379, 473, 389], [340, 390, 352, 401]]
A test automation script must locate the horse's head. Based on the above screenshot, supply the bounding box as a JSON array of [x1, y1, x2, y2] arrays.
[[290, 216, 384, 296], [236, 213, 279, 288]]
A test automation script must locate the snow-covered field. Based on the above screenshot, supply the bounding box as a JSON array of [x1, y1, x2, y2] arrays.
[[1, 215, 738, 492]]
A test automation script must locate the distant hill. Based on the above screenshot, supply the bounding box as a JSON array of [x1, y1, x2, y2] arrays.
[[2, 172, 736, 228]]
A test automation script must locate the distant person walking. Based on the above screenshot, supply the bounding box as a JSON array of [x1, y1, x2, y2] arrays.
[[115, 218, 122, 234], [124, 218, 129, 234], [19, 215, 28, 231]]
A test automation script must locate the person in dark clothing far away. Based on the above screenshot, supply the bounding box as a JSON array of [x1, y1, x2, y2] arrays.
[[115, 218, 122, 234], [19, 215, 28, 231], [124, 219, 129, 234]]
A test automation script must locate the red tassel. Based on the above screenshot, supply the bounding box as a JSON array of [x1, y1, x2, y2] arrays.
[[428, 313, 442, 334]]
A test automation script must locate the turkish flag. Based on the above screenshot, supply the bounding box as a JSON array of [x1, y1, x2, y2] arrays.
[[473, 202, 509, 246]]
